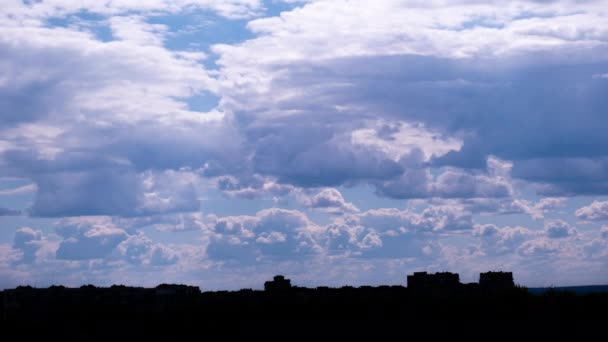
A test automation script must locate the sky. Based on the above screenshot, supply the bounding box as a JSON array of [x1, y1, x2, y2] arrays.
[[1, 0, 608, 290]]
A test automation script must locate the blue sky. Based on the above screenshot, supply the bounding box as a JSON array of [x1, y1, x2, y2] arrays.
[[1, 0, 608, 290]]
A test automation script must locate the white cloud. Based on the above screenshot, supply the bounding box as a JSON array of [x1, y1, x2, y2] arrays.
[[109, 15, 168, 46], [149, 244, 180, 265], [119, 233, 179, 265], [518, 238, 563, 257], [216, 175, 295, 200], [3, 0, 263, 21], [357, 205, 474, 233], [376, 155, 513, 199], [0, 14, 239, 218], [301, 188, 359, 214], [205, 202, 473, 263], [532, 197, 568, 219], [544, 219, 577, 239], [217, 0, 607, 67], [12, 227, 46, 263], [318, 209, 444, 259], [582, 237, 608, 258], [474, 224, 534, 255], [137, 170, 202, 216], [210, 0, 608, 200], [119, 212, 209, 232], [324, 223, 362, 254], [433, 167, 512, 198], [1, 0, 608, 288], [602, 225, 608, 239], [207, 208, 322, 262], [457, 197, 566, 219], [30, 169, 202, 217], [575, 200, 608, 221], [351, 120, 461, 162], [0, 183, 37, 196], [55, 217, 128, 260], [0, 15, 222, 131]]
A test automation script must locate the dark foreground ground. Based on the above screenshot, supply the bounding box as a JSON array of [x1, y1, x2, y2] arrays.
[[2, 285, 607, 337]]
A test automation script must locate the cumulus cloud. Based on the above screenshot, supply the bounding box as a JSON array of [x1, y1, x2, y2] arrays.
[[12, 227, 46, 263], [544, 220, 577, 239], [2, 0, 607, 225], [474, 221, 579, 259], [119, 233, 179, 266], [222, 0, 608, 63], [0, 24, 216, 127], [116, 212, 209, 233], [325, 209, 446, 258], [474, 224, 534, 255], [324, 223, 362, 255], [518, 238, 562, 257], [1, 0, 608, 287], [0, 184, 37, 196], [109, 15, 169, 46], [216, 175, 295, 200], [137, 170, 202, 216], [602, 226, 608, 239], [377, 154, 513, 199], [3, 0, 263, 20], [213, 1, 608, 197], [582, 238, 608, 259], [456, 197, 566, 219], [318, 205, 472, 258], [55, 217, 128, 260], [251, 123, 405, 187], [357, 205, 474, 232], [575, 201, 608, 221], [301, 188, 359, 214], [0, 11, 242, 218], [30, 169, 201, 217], [205, 202, 473, 263], [207, 208, 322, 262], [532, 197, 568, 218], [149, 245, 180, 266], [433, 168, 512, 198]]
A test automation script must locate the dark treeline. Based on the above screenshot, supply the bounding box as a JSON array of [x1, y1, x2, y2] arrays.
[[1, 273, 607, 337]]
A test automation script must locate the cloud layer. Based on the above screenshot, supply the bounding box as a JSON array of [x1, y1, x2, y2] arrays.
[[1, 0, 608, 288]]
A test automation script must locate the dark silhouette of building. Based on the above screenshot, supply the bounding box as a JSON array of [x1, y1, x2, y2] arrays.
[[3, 272, 608, 337], [479, 271, 514, 292], [264, 275, 292, 292], [406, 271, 518, 295], [155, 284, 201, 296], [407, 271, 460, 295]]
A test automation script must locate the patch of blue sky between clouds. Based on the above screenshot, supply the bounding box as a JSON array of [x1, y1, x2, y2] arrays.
[[150, 11, 254, 70], [183, 92, 220, 112], [46, 12, 113, 42], [262, 0, 302, 18]]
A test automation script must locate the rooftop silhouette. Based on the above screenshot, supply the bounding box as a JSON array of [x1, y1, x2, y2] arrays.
[[1, 270, 607, 337], [264, 275, 292, 292], [407, 271, 461, 295]]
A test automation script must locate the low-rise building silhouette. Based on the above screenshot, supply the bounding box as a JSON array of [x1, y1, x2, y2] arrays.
[[264, 275, 292, 292], [479, 271, 514, 292], [155, 284, 201, 296], [407, 272, 460, 295], [406, 271, 518, 295]]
